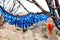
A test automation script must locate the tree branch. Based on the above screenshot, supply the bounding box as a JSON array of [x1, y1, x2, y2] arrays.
[[9, 0, 16, 13], [17, 0, 29, 13], [27, 0, 36, 3], [14, 5, 20, 14], [27, 0, 49, 13], [32, 0, 48, 12]]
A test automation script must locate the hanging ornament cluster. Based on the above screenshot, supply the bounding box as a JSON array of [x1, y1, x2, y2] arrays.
[[0, 6, 49, 29]]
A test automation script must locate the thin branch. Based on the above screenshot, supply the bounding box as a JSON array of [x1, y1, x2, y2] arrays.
[[3, 0, 10, 10], [17, 0, 29, 13], [45, 0, 50, 7], [27, 0, 48, 13], [9, 0, 16, 13], [27, 0, 52, 17], [31, 0, 48, 13], [14, 5, 20, 14], [27, 0, 36, 3], [26, 0, 52, 15], [10, 5, 20, 15]]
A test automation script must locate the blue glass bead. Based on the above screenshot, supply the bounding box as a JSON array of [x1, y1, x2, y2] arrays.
[[16, 17, 21, 27], [57, 19, 60, 28], [49, 7, 53, 14], [58, 25, 60, 28], [17, 17, 24, 28], [12, 16, 17, 19], [17, 16, 21, 20], [4, 17, 8, 21], [42, 16, 47, 20], [34, 15, 40, 23], [17, 22, 21, 28], [0, 11, 2, 14], [9, 15, 12, 19], [11, 20, 16, 25], [5, 14, 12, 25], [24, 18, 27, 23], [4, 13, 8, 18], [20, 24, 24, 28], [24, 23, 28, 28], [27, 23, 30, 27], [8, 19, 12, 25], [39, 14, 43, 20], [18, 17, 24, 24], [29, 22, 33, 26], [4, 14, 11, 20], [11, 16, 17, 25], [17, 22, 24, 28], [4, 14, 9, 21], [0, 7, 6, 15], [34, 15, 39, 23], [2, 12, 6, 17], [7, 14, 12, 19], [29, 13, 35, 18], [41, 14, 48, 20]]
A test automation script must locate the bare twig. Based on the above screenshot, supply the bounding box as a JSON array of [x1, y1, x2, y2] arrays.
[[27, 0, 36, 3], [3, 0, 10, 10], [14, 5, 20, 14], [17, 0, 29, 13], [10, 4, 20, 15], [27, 0, 53, 17], [9, 0, 16, 13], [31, 0, 48, 12]]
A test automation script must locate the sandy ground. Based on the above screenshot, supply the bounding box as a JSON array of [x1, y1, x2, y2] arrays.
[[0, 18, 59, 40]]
